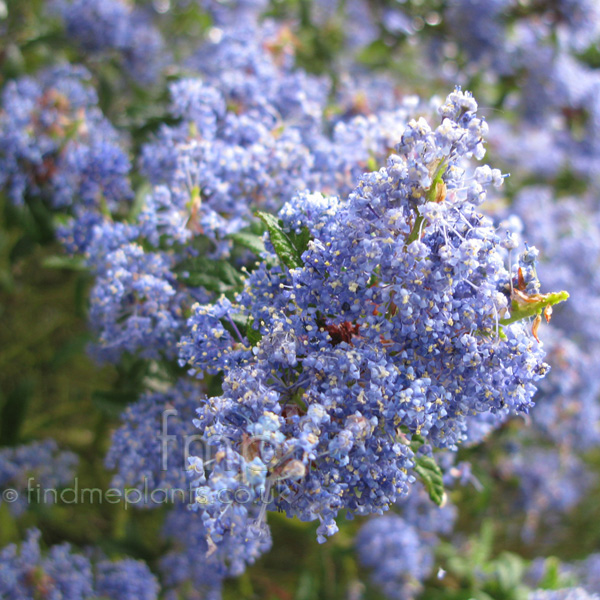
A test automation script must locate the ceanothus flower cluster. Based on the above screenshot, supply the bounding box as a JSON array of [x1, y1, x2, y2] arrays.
[[104, 379, 270, 591], [160, 504, 271, 600], [499, 445, 592, 541], [0, 529, 159, 600], [83, 222, 207, 362], [180, 89, 560, 553], [356, 479, 458, 600], [53, 0, 166, 84], [0, 439, 78, 517], [139, 23, 426, 252], [0, 64, 132, 211], [356, 515, 435, 600], [105, 380, 202, 501], [74, 21, 428, 362]]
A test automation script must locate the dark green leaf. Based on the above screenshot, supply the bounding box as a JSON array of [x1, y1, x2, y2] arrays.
[[256, 211, 303, 269], [50, 334, 91, 369], [218, 261, 244, 288], [288, 226, 311, 258], [0, 380, 34, 446], [409, 433, 426, 450], [228, 231, 267, 256], [1, 44, 25, 79], [20, 29, 67, 50], [92, 390, 138, 417], [180, 272, 227, 294], [414, 454, 445, 506], [9, 234, 35, 263], [0, 502, 19, 546], [176, 258, 244, 294]]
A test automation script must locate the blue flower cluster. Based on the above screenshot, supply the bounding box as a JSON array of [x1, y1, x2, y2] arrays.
[[0, 440, 78, 516], [85, 227, 204, 362], [105, 380, 273, 593], [310, 0, 382, 51], [75, 20, 428, 362], [500, 446, 592, 541], [443, 0, 600, 73], [140, 21, 425, 245], [105, 381, 201, 500], [2, 1, 590, 596], [0, 529, 159, 600], [0, 64, 132, 211], [486, 185, 600, 538], [383, 1, 600, 548], [54, 0, 166, 84], [356, 515, 436, 600], [180, 89, 558, 560], [356, 480, 457, 600], [427, 0, 600, 544], [160, 504, 271, 599], [529, 589, 600, 600], [198, 0, 268, 27]]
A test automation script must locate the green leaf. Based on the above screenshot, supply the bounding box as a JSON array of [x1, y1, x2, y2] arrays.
[[20, 30, 68, 51], [176, 259, 244, 294], [406, 159, 447, 245], [288, 226, 311, 258], [539, 558, 562, 590], [366, 155, 379, 172], [409, 433, 426, 449], [494, 552, 525, 592], [474, 520, 495, 565], [1, 43, 25, 79], [92, 390, 138, 417], [246, 316, 262, 347], [42, 255, 87, 271], [295, 570, 318, 600], [129, 180, 152, 221], [218, 261, 244, 288], [0, 502, 19, 547], [256, 211, 303, 269], [537, 556, 577, 591], [414, 454, 445, 506], [357, 39, 392, 67], [229, 231, 267, 256], [50, 334, 91, 369], [500, 290, 569, 327], [9, 234, 36, 263], [182, 272, 229, 294], [0, 380, 34, 446]]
